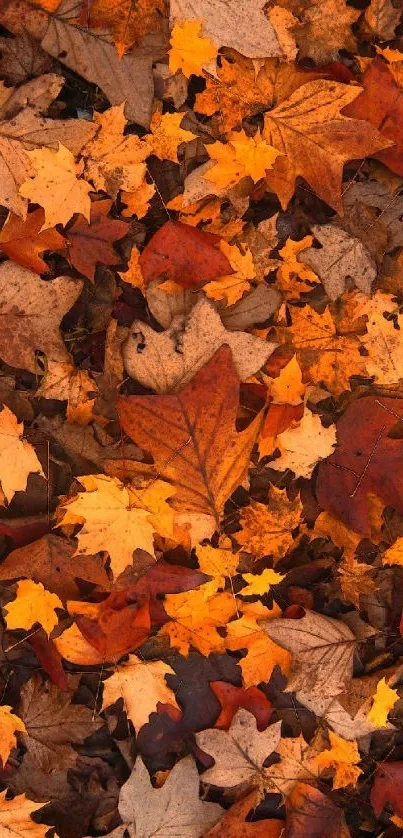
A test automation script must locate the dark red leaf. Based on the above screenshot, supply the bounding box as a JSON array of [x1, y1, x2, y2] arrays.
[[139, 220, 233, 288]]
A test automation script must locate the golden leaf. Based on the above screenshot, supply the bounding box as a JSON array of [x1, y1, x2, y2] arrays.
[[4, 579, 62, 636]]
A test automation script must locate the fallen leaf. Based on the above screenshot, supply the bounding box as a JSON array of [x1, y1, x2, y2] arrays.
[[148, 111, 194, 162], [161, 581, 237, 656], [204, 790, 283, 837], [236, 487, 302, 562], [300, 225, 376, 301], [356, 291, 403, 385], [19, 144, 92, 229], [286, 782, 351, 837], [371, 762, 403, 819], [264, 733, 322, 797], [87, 0, 166, 58], [195, 544, 240, 588], [366, 677, 399, 727], [83, 104, 151, 196], [0, 705, 26, 767], [65, 198, 128, 281], [0, 791, 51, 838], [225, 608, 290, 688], [0, 261, 83, 372], [139, 220, 233, 288], [196, 709, 282, 788], [211, 682, 272, 731], [315, 731, 362, 789], [169, 20, 217, 77], [270, 408, 337, 479], [240, 569, 285, 597], [4, 579, 62, 636], [0, 208, 65, 274], [364, 0, 401, 39], [118, 346, 262, 525], [206, 129, 280, 190], [118, 755, 223, 836], [0, 405, 44, 504], [102, 655, 179, 732], [293, 0, 359, 63], [263, 79, 391, 212], [123, 298, 274, 392]]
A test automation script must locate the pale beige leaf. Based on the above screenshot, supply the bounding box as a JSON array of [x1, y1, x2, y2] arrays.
[[270, 409, 337, 478], [102, 656, 179, 732], [300, 225, 376, 301], [123, 298, 275, 393]]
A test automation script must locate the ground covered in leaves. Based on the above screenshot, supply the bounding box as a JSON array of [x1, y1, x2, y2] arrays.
[[1, 0, 403, 836]]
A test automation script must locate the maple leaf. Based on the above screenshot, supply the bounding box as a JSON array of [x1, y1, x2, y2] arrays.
[[148, 111, 194, 162], [300, 225, 376, 301], [265, 355, 305, 406], [38, 361, 97, 425], [0, 533, 109, 601], [87, 0, 166, 58], [269, 408, 337, 479], [204, 790, 283, 837], [286, 782, 351, 837], [0, 791, 52, 838], [264, 733, 322, 797], [195, 544, 240, 588], [0, 705, 26, 767], [169, 20, 217, 77], [225, 603, 291, 688], [119, 756, 223, 836], [263, 79, 391, 213], [206, 129, 280, 190], [19, 144, 92, 229], [64, 198, 128, 282], [204, 240, 256, 305], [196, 709, 282, 789], [102, 655, 179, 732], [236, 487, 302, 562], [356, 291, 403, 385], [293, 0, 359, 63], [276, 236, 320, 299], [0, 260, 83, 373], [367, 677, 399, 727], [240, 569, 285, 597], [83, 103, 151, 196], [211, 682, 272, 731], [58, 474, 174, 578], [122, 298, 274, 393], [0, 405, 44, 504], [364, 0, 401, 39], [0, 207, 65, 274], [161, 580, 237, 656], [315, 731, 362, 789], [118, 346, 262, 525], [4, 579, 62, 636]]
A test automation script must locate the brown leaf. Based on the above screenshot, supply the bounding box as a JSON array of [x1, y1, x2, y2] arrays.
[[286, 782, 351, 837], [65, 199, 128, 281], [118, 346, 262, 525]]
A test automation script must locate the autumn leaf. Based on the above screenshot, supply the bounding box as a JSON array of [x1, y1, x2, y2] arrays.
[[148, 111, 194, 162], [315, 731, 362, 789], [19, 144, 92, 228], [118, 346, 262, 525], [263, 79, 391, 212], [169, 20, 217, 77], [0, 207, 65, 274], [139, 220, 233, 288], [240, 568, 285, 597], [161, 580, 237, 656], [64, 198, 128, 281], [225, 604, 291, 688], [206, 129, 280, 190], [0, 405, 44, 504], [83, 103, 151, 196], [0, 791, 52, 838], [270, 408, 337, 478], [236, 487, 302, 562], [367, 677, 399, 727], [0, 705, 26, 767], [4, 579, 62, 636]]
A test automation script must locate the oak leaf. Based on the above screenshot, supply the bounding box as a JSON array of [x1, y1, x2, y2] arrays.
[[0, 791, 53, 838], [118, 755, 223, 837], [102, 655, 179, 732], [196, 709, 282, 788], [0, 705, 26, 767], [19, 144, 92, 229], [263, 79, 391, 213], [0, 261, 83, 373], [122, 298, 274, 393], [65, 198, 128, 282], [4, 579, 62, 636], [118, 346, 262, 525], [169, 20, 217, 77], [83, 104, 151, 196], [236, 487, 302, 562], [367, 677, 399, 727], [0, 405, 44, 504], [0, 208, 65, 274]]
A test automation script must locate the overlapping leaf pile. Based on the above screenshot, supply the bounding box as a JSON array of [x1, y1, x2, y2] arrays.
[[0, 0, 403, 836]]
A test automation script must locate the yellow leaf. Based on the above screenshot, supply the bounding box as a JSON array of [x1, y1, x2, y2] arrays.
[[266, 355, 305, 405], [19, 144, 91, 229], [0, 405, 44, 503], [240, 568, 284, 597], [39, 361, 97, 426], [204, 240, 255, 305], [270, 408, 337, 479], [83, 104, 151, 197], [4, 579, 62, 636], [59, 474, 170, 578], [237, 486, 302, 562], [276, 236, 320, 298], [315, 731, 362, 789], [169, 20, 217, 78], [119, 246, 145, 292], [0, 705, 26, 767], [162, 581, 237, 656], [367, 677, 399, 727], [0, 791, 53, 838], [149, 112, 194, 162], [102, 655, 179, 732], [121, 179, 155, 218], [383, 536, 403, 567], [226, 612, 290, 688], [195, 544, 240, 588], [206, 129, 279, 190]]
